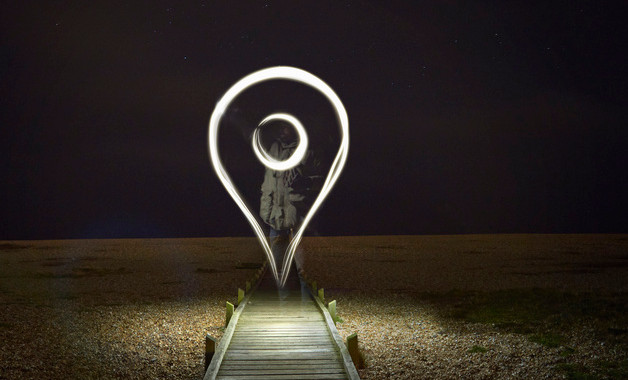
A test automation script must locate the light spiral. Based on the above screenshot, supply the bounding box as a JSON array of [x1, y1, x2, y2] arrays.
[[251, 112, 308, 172]]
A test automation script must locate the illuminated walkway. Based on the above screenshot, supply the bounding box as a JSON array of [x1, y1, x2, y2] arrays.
[[204, 264, 359, 380]]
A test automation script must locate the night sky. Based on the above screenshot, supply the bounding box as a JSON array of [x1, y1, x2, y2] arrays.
[[2, 1, 627, 239]]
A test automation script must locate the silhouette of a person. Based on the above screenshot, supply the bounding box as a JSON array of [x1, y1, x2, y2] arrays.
[[259, 124, 319, 275]]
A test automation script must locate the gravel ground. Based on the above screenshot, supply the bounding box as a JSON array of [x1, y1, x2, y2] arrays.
[[300, 234, 628, 379], [0, 234, 626, 379], [0, 238, 258, 379]]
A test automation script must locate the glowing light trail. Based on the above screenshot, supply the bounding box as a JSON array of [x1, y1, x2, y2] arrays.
[[208, 66, 349, 287], [252, 113, 308, 171]]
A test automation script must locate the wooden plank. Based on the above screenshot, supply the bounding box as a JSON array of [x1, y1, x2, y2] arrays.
[[233, 330, 332, 340], [230, 336, 332, 340], [220, 363, 344, 369], [229, 341, 333, 346], [235, 325, 328, 329], [241, 309, 318, 312], [229, 340, 333, 345], [233, 332, 328, 335], [228, 345, 334, 349], [234, 324, 328, 328], [221, 360, 343, 364], [231, 329, 329, 337], [228, 342, 333, 346], [232, 332, 329, 335], [235, 328, 328, 331], [219, 368, 347, 375], [219, 366, 344, 371], [229, 336, 333, 340], [231, 336, 330, 340], [225, 348, 338, 353], [234, 326, 329, 330], [230, 338, 332, 340], [237, 322, 325, 326], [229, 342, 333, 346], [216, 375, 348, 380], [239, 315, 321, 318], [228, 344, 334, 348], [230, 338, 332, 341], [236, 321, 326, 324], [234, 325, 328, 329], [227, 347, 337, 353], [234, 327, 329, 330], [224, 353, 339, 360], [220, 359, 344, 364]]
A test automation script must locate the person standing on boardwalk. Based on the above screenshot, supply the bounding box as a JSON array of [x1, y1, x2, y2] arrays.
[[259, 123, 320, 274]]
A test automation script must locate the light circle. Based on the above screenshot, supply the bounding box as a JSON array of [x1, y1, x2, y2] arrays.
[[252, 113, 308, 171]]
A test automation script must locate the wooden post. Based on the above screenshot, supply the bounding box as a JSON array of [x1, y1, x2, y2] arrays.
[[205, 334, 216, 370], [225, 301, 234, 326], [328, 300, 337, 323], [347, 333, 364, 369], [237, 288, 244, 305], [318, 288, 324, 303], [246, 280, 251, 292]]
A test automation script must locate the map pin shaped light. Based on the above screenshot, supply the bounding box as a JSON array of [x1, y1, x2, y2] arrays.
[[208, 66, 349, 287]]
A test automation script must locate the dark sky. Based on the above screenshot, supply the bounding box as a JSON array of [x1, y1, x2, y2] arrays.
[[2, 1, 627, 239]]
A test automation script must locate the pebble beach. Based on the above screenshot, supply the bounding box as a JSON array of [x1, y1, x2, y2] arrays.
[[0, 234, 626, 379]]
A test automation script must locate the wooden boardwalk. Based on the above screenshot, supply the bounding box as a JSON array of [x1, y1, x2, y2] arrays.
[[204, 263, 359, 380]]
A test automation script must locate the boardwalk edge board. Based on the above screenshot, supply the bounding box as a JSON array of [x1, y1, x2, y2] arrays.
[[203, 266, 264, 380], [307, 279, 361, 380]]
